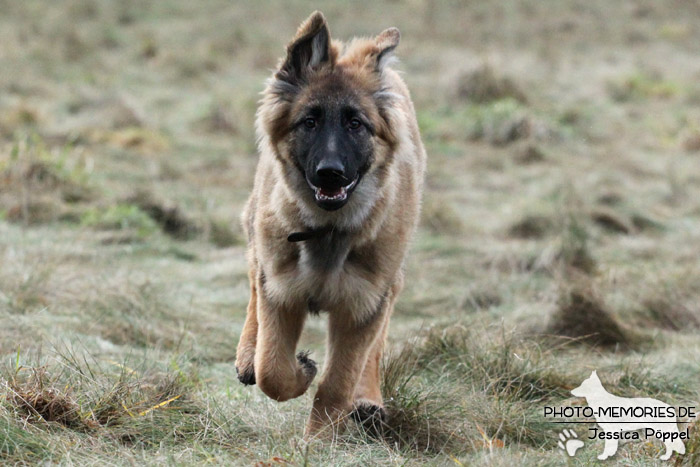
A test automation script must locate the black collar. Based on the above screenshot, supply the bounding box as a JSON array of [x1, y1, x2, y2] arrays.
[[287, 226, 332, 242]]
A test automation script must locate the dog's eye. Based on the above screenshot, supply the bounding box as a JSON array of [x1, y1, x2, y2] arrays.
[[348, 118, 362, 130], [304, 117, 316, 129]]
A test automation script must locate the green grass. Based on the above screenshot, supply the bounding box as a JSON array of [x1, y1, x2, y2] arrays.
[[81, 204, 159, 236]]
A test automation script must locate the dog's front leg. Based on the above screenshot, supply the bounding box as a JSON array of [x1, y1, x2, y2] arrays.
[[305, 302, 388, 438], [253, 274, 317, 402]]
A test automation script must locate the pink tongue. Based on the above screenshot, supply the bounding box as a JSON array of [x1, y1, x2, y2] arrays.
[[320, 187, 342, 196]]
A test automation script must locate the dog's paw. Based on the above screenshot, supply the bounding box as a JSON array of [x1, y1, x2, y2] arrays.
[[236, 365, 256, 386], [296, 351, 318, 382], [351, 401, 387, 436]]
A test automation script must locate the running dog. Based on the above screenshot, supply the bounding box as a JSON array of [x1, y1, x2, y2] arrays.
[[234, 11, 426, 438]]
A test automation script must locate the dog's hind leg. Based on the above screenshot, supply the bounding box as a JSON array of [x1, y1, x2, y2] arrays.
[[235, 269, 259, 385], [305, 298, 390, 439], [253, 273, 316, 402]]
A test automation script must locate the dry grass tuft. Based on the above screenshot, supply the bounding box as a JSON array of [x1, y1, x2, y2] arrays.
[[0, 141, 95, 230], [380, 347, 466, 454], [455, 65, 528, 105], [682, 130, 700, 152], [416, 326, 570, 402], [507, 214, 554, 239], [67, 95, 145, 130], [637, 279, 700, 331], [460, 288, 502, 311], [607, 70, 679, 102], [126, 190, 200, 240], [94, 128, 169, 153], [86, 282, 185, 349], [0, 256, 55, 315], [513, 143, 546, 164], [206, 218, 243, 248], [3, 352, 211, 443], [8, 367, 86, 429], [468, 99, 532, 146], [597, 192, 624, 206], [0, 105, 41, 137], [0, 139, 95, 225], [590, 206, 663, 235], [630, 213, 664, 232], [557, 209, 596, 274], [642, 298, 699, 331], [5, 198, 68, 225], [196, 104, 239, 135], [590, 207, 633, 234], [679, 421, 700, 466], [81, 203, 158, 236], [548, 284, 631, 348], [375, 326, 570, 455], [420, 196, 463, 235]]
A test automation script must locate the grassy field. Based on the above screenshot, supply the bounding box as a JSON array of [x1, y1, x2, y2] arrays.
[[1, 0, 700, 465]]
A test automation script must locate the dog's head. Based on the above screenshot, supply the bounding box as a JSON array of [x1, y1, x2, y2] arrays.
[[571, 370, 603, 398], [259, 11, 401, 212]]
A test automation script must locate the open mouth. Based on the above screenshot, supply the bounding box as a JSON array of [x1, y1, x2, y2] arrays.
[[314, 177, 357, 202], [306, 176, 359, 210]]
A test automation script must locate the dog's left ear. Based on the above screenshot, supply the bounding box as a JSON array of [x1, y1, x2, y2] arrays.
[[277, 11, 333, 85], [374, 27, 400, 72]]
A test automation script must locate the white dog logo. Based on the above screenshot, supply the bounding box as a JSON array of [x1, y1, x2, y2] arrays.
[[571, 370, 686, 460]]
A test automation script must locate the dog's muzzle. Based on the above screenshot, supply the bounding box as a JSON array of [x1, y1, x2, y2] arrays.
[[305, 173, 360, 211]]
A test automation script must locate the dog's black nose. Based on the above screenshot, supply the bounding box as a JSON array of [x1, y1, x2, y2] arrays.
[[315, 160, 346, 183]]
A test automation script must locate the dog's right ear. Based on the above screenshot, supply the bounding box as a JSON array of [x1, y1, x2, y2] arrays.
[[277, 11, 333, 85]]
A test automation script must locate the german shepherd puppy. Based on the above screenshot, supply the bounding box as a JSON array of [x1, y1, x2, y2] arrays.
[[235, 11, 426, 438]]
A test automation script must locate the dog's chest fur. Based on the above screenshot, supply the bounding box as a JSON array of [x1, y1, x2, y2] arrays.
[[263, 231, 383, 321], [300, 230, 352, 273]]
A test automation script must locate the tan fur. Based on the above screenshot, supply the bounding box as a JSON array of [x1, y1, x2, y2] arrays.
[[235, 11, 426, 438]]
